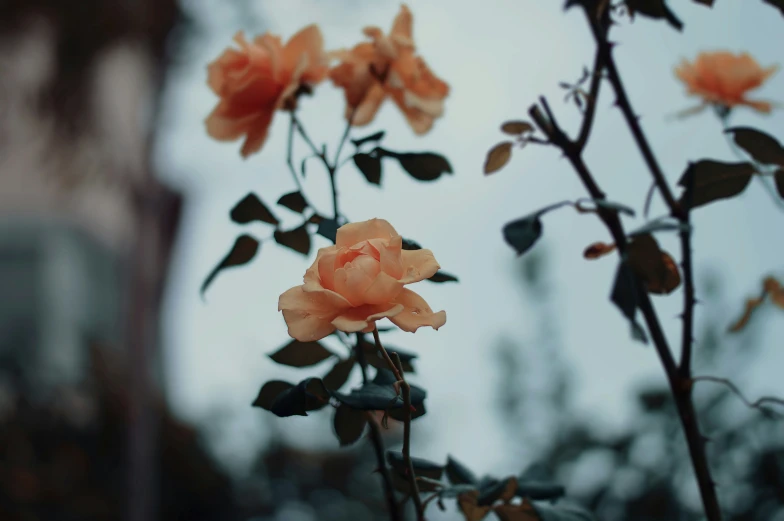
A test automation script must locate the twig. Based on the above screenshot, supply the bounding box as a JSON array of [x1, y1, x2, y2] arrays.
[[372, 327, 425, 520], [286, 112, 307, 195], [355, 335, 400, 521], [575, 48, 605, 152], [529, 93, 721, 521], [692, 376, 784, 416]]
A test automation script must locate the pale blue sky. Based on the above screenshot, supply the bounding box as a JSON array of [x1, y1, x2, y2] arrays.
[[155, 0, 784, 483]]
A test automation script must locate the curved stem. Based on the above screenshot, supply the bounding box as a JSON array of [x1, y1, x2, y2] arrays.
[[372, 326, 424, 521]]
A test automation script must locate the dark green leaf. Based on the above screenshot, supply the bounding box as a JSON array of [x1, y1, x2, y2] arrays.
[[678, 160, 755, 210], [478, 478, 509, 506], [331, 383, 402, 410], [268, 340, 334, 367], [317, 218, 339, 244], [351, 130, 386, 148], [594, 199, 636, 217], [332, 405, 367, 446], [387, 401, 427, 421], [439, 484, 479, 499], [611, 261, 648, 344], [230, 193, 279, 225], [252, 380, 294, 410], [516, 482, 566, 501], [269, 378, 330, 417], [503, 202, 571, 256], [361, 337, 418, 373], [353, 153, 382, 185], [627, 217, 689, 237], [274, 224, 311, 255], [277, 191, 308, 213], [446, 456, 478, 485], [626, 0, 684, 31], [402, 238, 422, 250], [391, 151, 453, 181], [427, 270, 459, 283], [776, 169, 784, 198], [763, 0, 784, 16], [201, 235, 260, 296], [637, 387, 671, 411], [386, 451, 444, 480], [322, 357, 355, 390], [726, 127, 784, 166]]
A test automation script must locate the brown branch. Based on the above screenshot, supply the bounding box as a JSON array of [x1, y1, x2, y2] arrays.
[[355, 334, 401, 521], [372, 327, 424, 520], [529, 94, 721, 521], [693, 376, 784, 416], [576, 48, 605, 152]]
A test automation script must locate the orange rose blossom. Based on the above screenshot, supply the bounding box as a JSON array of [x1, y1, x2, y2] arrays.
[[205, 25, 328, 158], [329, 4, 449, 134], [278, 219, 447, 342], [675, 51, 778, 114]]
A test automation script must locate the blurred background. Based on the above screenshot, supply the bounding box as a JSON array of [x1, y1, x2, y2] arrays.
[[1, 1, 783, 520]]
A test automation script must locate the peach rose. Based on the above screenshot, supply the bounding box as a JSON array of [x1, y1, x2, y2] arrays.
[[278, 218, 446, 341], [205, 25, 328, 158], [675, 51, 778, 114], [328, 4, 449, 134]]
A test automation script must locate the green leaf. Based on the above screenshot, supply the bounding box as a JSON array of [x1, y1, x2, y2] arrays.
[[332, 405, 367, 446], [274, 224, 311, 255], [530, 501, 598, 521], [230, 193, 279, 225], [387, 401, 427, 421], [593, 199, 636, 217], [386, 451, 444, 480], [269, 378, 330, 417], [353, 153, 382, 185], [427, 270, 459, 283], [446, 455, 478, 485], [201, 235, 260, 296], [503, 201, 571, 256], [268, 340, 334, 367], [726, 127, 784, 166], [390, 151, 453, 181], [361, 337, 418, 373], [351, 130, 386, 148], [627, 217, 689, 237], [322, 357, 355, 390], [678, 160, 755, 210], [331, 383, 402, 410], [484, 141, 514, 175], [317, 218, 339, 244], [252, 380, 294, 410], [776, 169, 784, 198], [610, 261, 648, 344], [277, 191, 308, 213], [515, 482, 566, 501], [401, 238, 423, 250], [478, 478, 510, 506]]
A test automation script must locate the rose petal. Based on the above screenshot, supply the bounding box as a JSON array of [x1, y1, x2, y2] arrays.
[[399, 249, 440, 284], [278, 285, 350, 341], [364, 272, 404, 305], [388, 288, 446, 333], [314, 247, 339, 291], [390, 4, 413, 41], [334, 265, 375, 306], [331, 303, 404, 333], [336, 218, 398, 248], [378, 235, 404, 279], [239, 111, 275, 158], [351, 83, 387, 126], [282, 24, 327, 83]]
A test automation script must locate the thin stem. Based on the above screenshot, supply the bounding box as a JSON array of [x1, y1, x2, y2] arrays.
[[678, 212, 695, 375], [529, 93, 721, 521], [333, 107, 357, 171], [286, 112, 307, 195], [692, 376, 784, 415], [372, 327, 424, 521], [355, 335, 400, 521], [575, 48, 605, 152]]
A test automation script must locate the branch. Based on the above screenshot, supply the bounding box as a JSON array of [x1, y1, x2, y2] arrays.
[[355, 335, 401, 521], [373, 327, 424, 521], [286, 112, 307, 195], [529, 95, 722, 521], [693, 376, 784, 417], [575, 48, 605, 152]]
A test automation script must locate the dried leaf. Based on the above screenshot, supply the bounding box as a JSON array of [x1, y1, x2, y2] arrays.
[[583, 241, 617, 259], [501, 121, 534, 135], [729, 297, 765, 332], [494, 502, 539, 521], [458, 490, 492, 521], [627, 234, 681, 295], [484, 142, 514, 175]]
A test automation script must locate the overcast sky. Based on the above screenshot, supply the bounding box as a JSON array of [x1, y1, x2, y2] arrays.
[[154, 0, 784, 483]]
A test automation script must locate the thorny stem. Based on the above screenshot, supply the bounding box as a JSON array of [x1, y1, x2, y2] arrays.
[[575, 47, 605, 152], [530, 87, 721, 521], [355, 334, 400, 521], [373, 327, 425, 521]]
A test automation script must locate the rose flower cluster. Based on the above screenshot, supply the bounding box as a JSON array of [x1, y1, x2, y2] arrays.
[[205, 4, 449, 158]]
